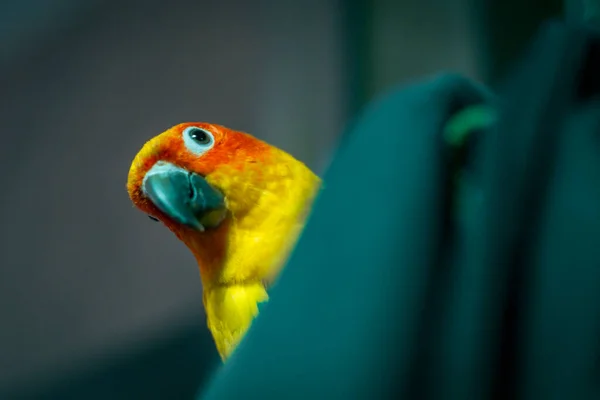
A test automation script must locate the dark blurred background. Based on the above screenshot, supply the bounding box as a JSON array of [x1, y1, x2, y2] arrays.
[[0, 0, 564, 398]]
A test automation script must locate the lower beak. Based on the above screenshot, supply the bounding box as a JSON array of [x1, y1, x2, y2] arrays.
[[142, 161, 226, 231]]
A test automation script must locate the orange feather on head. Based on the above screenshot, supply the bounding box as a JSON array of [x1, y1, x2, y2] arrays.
[[127, 122, 272, 210]]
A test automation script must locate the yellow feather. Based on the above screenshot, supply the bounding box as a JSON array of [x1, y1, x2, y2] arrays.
[[203, 282, 269, 359]]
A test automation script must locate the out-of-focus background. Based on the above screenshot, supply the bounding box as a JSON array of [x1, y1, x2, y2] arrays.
[[0, 0, 563, 398]]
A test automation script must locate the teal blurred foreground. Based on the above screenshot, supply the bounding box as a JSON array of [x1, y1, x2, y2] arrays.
[[200, 22, 600, 400]]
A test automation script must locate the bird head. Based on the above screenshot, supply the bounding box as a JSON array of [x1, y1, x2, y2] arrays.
[[127, 123, 320, 287]]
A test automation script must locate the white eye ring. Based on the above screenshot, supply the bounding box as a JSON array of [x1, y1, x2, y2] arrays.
[[182, 126, 215, 156]]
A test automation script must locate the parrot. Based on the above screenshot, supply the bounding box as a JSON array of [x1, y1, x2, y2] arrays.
[[126, 122, 321, 361]]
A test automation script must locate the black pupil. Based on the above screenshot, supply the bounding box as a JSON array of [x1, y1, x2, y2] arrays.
[[190, 128, 210, 144]]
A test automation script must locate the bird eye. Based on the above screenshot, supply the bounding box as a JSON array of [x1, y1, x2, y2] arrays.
[[188, 128, 211, 144], [182, 126, 215, 156]]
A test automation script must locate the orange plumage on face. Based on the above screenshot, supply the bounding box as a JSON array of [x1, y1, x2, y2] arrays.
[[128, 123, 272, 228], [128, 123, 271, 208]]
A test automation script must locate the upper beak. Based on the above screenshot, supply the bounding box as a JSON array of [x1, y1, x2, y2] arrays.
[[142, 161, 226, 231]]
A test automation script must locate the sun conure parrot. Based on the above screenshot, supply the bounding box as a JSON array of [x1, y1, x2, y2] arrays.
[[126, 122, 321, 361]]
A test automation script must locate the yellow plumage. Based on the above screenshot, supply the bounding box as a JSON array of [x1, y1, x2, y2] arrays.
[[203, 283, 269, 359]]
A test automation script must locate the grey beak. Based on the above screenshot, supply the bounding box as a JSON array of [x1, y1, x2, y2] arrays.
[[142, 161, 226, 231]]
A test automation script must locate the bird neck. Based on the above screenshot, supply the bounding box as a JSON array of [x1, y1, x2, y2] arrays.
[[189, 158, 320, 290]]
